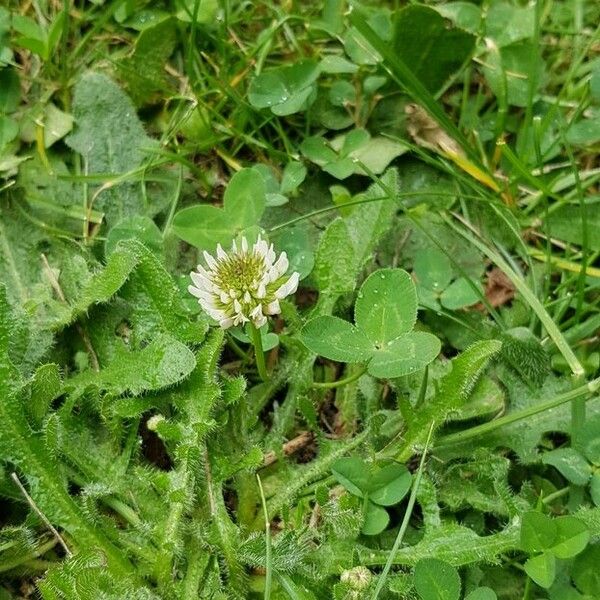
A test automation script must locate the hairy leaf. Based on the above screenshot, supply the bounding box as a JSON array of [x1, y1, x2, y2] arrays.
[[397, 340, 502, 460]]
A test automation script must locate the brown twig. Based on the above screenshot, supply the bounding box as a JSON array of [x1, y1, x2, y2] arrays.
[[262, 431, 314, 468], [11, 473, 72, 558]]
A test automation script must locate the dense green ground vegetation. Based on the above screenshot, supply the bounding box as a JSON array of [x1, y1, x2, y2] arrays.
[[1, 0, 600, 598]]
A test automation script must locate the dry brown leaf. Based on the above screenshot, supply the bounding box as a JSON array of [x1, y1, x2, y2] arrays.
[[483, 267, 516, 308], [405, 103, 464, 156]]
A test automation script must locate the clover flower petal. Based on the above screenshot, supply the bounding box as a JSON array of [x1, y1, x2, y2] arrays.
[[188, 236, 299, 329]]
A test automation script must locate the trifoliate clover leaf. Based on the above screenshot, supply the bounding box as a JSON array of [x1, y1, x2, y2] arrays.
[[413, 247, 481, 311], [172, 168, 266, 251], [301, 129, 406, 180], [248, 60, 320, 116], [300, 268, 440, 378]]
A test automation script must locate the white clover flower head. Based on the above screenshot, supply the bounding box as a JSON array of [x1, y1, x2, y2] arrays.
[[188, 235, 300, 330], [340, 567, 372, 590]]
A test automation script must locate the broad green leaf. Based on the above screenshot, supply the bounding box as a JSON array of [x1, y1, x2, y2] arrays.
[[482, 41, 544, 107], [300, 136, 338, 164], [413, 558, 461, 600], [547, 582, 589, 600], [341, 128, 370, 154], [41, 103, 73, 148], [549, 516, 590, 559], [223, 168, 267, 231], [542, 448, 592, 486], [344, 168, 399, 270], [176, 0, 218, 23], [440, 278, 481, 310], [355, 268, 417, 344], [368, 331, 440, 379], [413, 248, 453, 292], [280, 162, 307, 195], [12, 15, 47, 58], [580, 415, 600, 464], [369, 464, 411, 506], [331, 457, 370, 497], [266, 192, 288, 207], [343, 135, 407, 175], [591, 66, 600, 101], [248, 71, 290, 108], [300, 316, 372, 363], [313, 93, 354, 130], [276, 226, 314, 280], [273, 86, 316, 117], [248, 61, 320, 116], [485, 2, 535, 47], [418, 286, 441, 311], [451, 376, 505, 422], [319, 0, 345, 34], [0, 115, 18, 148], [229, 325, 279, 352], [566, 117, 600, 146], [524, 552, 555, 589], [314, 130, 406, 178], [435, 3, 481, 34], [118, 17, 177, 105], [545, 204, 600, 251], [0, 155, 28, 173], [66, 72, 162, 225], [343, 11, 391, 65], [171, 205, 232, 250], [16, 155, 90, 234], [329, 185, 353, 216], [323, 156, 355, 179], [573, 545, 600, 595], [173, 168, 266, 251], [464, 588, 497, 600], [319, 56, 358, 74], [362, 502, 389, 535], [520, 511, 557, 553], [392, 6, 475, 93], [0, 68, 20, 113]]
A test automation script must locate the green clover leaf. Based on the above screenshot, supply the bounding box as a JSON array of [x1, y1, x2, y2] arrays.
[[172, 168, 266, 251], [331, 456, 412, 535], [301, 129, 406, 180], [524, 552, 556, 589], [300, 268, 440, 379], [248, 60, 320, 116], [413, 247, 482, 311]]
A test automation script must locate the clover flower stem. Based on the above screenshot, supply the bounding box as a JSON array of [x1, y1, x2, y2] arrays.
[[311, 365, 368, 389], [250, 323, 269, 382], [256, 474, 272, 600]]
